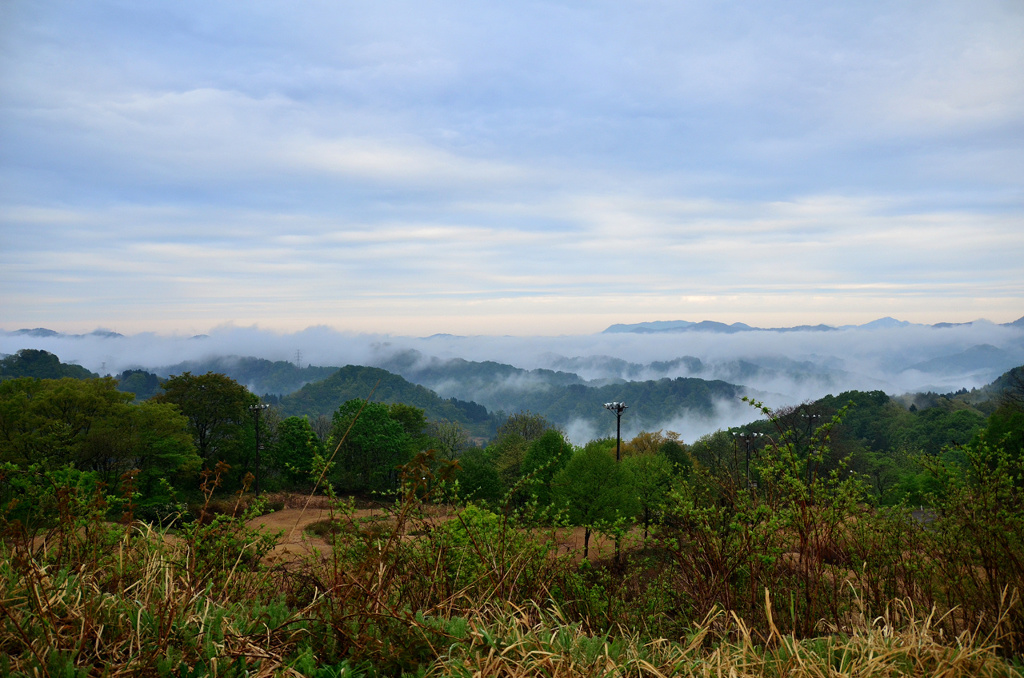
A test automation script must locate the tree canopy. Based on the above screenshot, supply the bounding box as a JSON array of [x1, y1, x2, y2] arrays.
[[0, 376, 198, 502], [329, 399, 412, 494], [152, 372, 257, 486], [553, 445, 637, 558], [0, 349, 96, 381]]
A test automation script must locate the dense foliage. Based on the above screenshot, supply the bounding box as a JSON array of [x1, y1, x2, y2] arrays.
[[161, 355, 339, 397], [280, 365, 495, 436], [0, 348, 96, 380], [1, 351, 1022, 676]]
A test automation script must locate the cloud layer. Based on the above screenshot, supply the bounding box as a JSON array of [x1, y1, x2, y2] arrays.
[[1, 1, 1022, 334]]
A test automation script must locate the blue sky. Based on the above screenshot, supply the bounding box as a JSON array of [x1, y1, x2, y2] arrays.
[[2, 0, 1022, 336]]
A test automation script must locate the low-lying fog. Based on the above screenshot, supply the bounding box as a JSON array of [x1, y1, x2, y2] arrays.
[[4, 320, 1023, 444]]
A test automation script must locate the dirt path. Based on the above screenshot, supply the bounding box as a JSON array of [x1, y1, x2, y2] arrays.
[[249, 504, 397, 566]]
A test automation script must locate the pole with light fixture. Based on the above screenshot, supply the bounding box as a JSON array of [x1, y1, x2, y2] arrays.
[[732, 431, 763, 490], [603, 401, 628, 462]]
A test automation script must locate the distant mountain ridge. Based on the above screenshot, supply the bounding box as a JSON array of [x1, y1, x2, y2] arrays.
[[371, 348, 745, 429], [5, 328, 125, 339], [603, 316, 1024, 334], [5, 315, 1022, 341]]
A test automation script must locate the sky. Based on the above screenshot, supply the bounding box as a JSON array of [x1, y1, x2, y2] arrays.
[[1, 0, 1022, 337]]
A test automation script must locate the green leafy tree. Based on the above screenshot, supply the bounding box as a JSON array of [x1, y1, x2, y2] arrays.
[[0, 377, 198, 505], [489, 432, 528, 495], [487, 411, 553, 496], [659, 437, 693, 476], [329, 399, 411, 494], [908, 407, 986, 456], [0, 377, 133, 469], [388, 402, 431, 450], [153, 372, 256, 471], [582, 437, 616, 458], [429, 419, 470, 461], [453, 447, 502, 503], [79, 399, 198, 491], [116, 369, 163, 401], [987, 403, 1023, 454], [623, 452, 674, 540], [521, 429, 574, 507], [272, 416, 325, 488], [0, 377, 66, 467], [689, 430, 740, 483], [553, 445, 637, 558], [0, 349, 96, 381], [496, 411, 550, 443], [128, 401, 199, 498]]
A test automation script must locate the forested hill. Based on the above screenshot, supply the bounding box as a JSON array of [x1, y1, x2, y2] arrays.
[[377, 350, 586, 395], [0, 348, 96, 380], [278, 359, 744, 434], [375, 349, 746, 424], [158, 356, 338, 395], [495, 377, 744, 432], [278, 365, 494, 435]]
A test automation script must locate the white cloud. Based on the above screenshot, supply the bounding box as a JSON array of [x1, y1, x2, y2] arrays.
[[1, 0, 1022, 336]]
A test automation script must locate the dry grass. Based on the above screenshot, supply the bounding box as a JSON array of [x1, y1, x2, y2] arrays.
[[2, 444, 1022, 677], [427, 597, 1023, 678], [0, 523, 306, 676], [2, 504, 1022, 677]]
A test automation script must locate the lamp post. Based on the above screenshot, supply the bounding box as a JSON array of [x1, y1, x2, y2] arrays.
[[801, 411, 821, 485], [732, 431, 763, 489], [603, 402, 628, 462], [250, 402, 270, 495]]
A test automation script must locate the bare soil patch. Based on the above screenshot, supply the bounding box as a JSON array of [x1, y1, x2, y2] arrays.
[[249, 504, 397, 566], [250, 510, 628, 570]]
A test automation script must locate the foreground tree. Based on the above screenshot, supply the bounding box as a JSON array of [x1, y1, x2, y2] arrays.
[[153, 372, 256, 470], [521, 429, 574, 507], [271, 416, 325, 488], [623, 452, 674, 540], [496, 411, 550, 443], [0, 376, 198, 503], [329, 399, 411, 494], [115, 369, 163, 401], [453, 447, 503, 503], [0, 377, 136, 469], [553, 445, 636, 558]]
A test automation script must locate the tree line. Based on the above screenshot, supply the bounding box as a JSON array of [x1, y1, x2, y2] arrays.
[[1, 349, 1021, 539]]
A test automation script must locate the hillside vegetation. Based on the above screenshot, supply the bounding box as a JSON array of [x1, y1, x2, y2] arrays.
[[1, 350, 1022, 676]]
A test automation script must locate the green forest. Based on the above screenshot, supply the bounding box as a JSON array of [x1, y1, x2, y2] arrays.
[[1, 348, 1022, 676]]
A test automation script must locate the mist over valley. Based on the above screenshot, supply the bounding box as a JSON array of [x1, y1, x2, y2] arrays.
[[4, 316, 1022, 444]]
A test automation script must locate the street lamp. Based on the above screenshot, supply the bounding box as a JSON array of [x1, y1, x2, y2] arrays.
[[732, 431, 763, 489], [249, 402, 270, 495], [801, 412, 821, 485], [603, 402, 628, 462]]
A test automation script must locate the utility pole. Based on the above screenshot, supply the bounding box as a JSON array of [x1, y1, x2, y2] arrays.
[[250, 403, 270, 495], [603, 400, 629, 567], [801, 411, 821, 485], [732, 431, 763, 490], [603, 402, 628, 462]]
